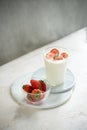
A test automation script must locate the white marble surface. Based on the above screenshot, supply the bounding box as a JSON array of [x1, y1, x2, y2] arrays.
[[0, 28, 87, 130]]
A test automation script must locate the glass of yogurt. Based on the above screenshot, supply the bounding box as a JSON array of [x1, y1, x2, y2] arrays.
[[44, 46, 69, 88]]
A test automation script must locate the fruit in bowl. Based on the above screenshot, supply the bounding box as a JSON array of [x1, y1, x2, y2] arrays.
[[22, 79, 50, 104]]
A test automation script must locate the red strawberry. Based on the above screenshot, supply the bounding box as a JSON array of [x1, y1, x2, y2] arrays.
[[46, 52, 55, 59], [61, 52, 68, 58], [32, 89, 42, 94], [30, 79, 41, 89], [50, 48, 59, 55], [31, 89, 43, 101], [23, 84, 32, 93], [54, 55, 63, 60], [27, 89, 45, 102], [39, 80, 46, 92], [40, 91, 45, 99]]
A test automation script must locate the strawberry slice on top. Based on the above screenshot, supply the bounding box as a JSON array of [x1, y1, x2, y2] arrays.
[[61, 52, 68, 58], [50, 48, 59, 55], [54, 55, 63, 60], [46, 52, 55, 59]]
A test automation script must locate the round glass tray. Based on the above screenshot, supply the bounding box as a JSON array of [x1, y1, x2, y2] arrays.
[[10, 68, 76, 109]]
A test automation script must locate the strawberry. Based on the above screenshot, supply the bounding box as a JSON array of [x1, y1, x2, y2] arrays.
[[27, 89, 44, 102], [50, 48, 59, 55], [32, 89, 44, 101], [39, 80, 46, 92], [32, 89, 42, 94], [46, 52, 55, 59], [30, 79, 41, 89], [61, 52, 68, 58], [27, 94, 34, 102], [40, 91, 45, 99], [23, 84, 32, 93], [54, 55, 63, 60]]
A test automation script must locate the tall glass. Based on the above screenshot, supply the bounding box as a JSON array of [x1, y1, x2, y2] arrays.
[[44, 46, 69, 87]]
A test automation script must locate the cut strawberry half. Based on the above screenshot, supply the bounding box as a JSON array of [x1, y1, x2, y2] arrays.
[[61, 52, 68, 58], [46, 52, 55, 59], [54, 55, 63, 60], [50, 48, 59, 55]]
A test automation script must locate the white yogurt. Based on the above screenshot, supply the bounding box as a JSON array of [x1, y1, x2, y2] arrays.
[[44, 47, 68, 87]]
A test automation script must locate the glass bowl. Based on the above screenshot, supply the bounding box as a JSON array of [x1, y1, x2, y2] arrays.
[[22, 81, 51, 105]]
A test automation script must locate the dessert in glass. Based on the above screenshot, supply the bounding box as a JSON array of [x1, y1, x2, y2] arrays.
[[44, 46, 68, 88]]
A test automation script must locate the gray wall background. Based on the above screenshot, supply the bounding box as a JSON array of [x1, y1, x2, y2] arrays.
[[0, 0, 87, 65]]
